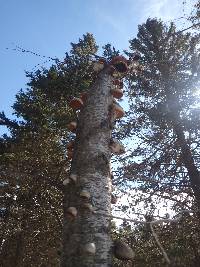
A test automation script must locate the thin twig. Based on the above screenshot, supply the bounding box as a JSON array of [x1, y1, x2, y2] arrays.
[[177, 22, 200, 34]]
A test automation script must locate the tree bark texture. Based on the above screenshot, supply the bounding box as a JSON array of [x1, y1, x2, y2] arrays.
[[61, 68, 114, 267]]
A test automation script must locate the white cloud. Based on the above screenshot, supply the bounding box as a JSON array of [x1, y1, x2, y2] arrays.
[[139, 0, 180, 22]]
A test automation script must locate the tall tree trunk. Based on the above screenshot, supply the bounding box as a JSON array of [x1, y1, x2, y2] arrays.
[[166, 89, 200, 209], [61, 68, 113, 266], [172, 117, 200, 209]]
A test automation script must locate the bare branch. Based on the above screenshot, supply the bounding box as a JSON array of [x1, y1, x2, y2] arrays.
[[150, 223, 171, 264]]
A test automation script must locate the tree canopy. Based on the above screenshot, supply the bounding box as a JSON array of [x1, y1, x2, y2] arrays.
[[1, 16, 200, 266]]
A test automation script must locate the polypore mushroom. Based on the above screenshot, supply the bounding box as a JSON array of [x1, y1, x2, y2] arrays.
[[82, 203, 94, 212], [67, 207, 77, 218], [80, 190, 91, 200], [111, 88, 123, 99], [111, 194, 118, 204], [69, 97, 84, 111], [113, 240, 134, 260], [83, 243, 96, 254], [112, 103, 125, 119], [110, 56, 128, 74], [69, 173, 77, 183], [63, 178, 70, 186], [67, 121, 77, 133], [110, 139, 125, 155]]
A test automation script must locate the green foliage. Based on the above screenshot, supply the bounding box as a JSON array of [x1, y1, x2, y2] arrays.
[[111, 18, 200, 266], [117, 18, 200, 209], [113, 215, 200, 267], [1, 19, 200, 266], [0, 33, 98, 266]]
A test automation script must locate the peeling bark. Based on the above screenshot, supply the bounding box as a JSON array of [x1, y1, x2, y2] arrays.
[[61, 68, 113, 267]]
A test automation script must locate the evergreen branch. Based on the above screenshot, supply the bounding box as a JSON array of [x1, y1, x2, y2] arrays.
[[0, 112, 19, 129]]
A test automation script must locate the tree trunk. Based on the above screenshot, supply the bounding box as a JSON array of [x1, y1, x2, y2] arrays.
[[61, 68, 113, 266], [172, 118, 200, 209], [165, 89, 200, 209]]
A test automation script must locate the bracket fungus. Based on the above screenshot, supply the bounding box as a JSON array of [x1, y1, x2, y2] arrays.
[[112, 103, 125, 119], [66, 207, 78, 219], [69, 173, 78, 183], [114, 240, 134, 261], [111, 194, 118, 204], [83, 243, 96, 255], [110, 56, 128, 74], [80, 190, 91, 200], [110, 139, 125, 155], [67, 121, 77, 133], [82, 203, 94, 212], [69, 97, 84, 111], [63, 178, 70, 186], [111, 88, 123, 99]]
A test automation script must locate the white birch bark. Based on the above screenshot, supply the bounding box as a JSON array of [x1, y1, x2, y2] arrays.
[[61, 67, 113, 267]]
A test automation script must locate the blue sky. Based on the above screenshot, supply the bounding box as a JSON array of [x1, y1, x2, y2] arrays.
[[0, 0, 194, 135]]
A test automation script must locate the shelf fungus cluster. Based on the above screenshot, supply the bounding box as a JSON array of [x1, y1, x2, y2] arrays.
[[111, 79, 123, 99], [64, 55, 137, 262], [62, 173, 77, 186], [68, 92, 88, 113], [67, 91, 88, 160], [80, 188, 95, 212], [110, 138, 125, 155], [110, 56, 128, 75], [112, 102, 125, 120], [111, 194, 118, 204], [69, 97, 84, 111], [66, 207, 78, 220], [67, 121, 77, 133]]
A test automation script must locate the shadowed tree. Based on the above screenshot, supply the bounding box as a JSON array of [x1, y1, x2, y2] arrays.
[[117, 19, 200, 213]]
